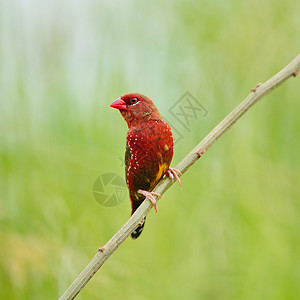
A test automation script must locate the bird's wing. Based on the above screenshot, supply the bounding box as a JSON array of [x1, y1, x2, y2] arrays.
[[124, 142, 131, 182]]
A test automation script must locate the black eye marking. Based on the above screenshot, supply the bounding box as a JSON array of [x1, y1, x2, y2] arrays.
[[129, 97, 139, 105]]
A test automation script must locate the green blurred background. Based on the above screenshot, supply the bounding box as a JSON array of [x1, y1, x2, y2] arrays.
[[1, 0, 300, 299]]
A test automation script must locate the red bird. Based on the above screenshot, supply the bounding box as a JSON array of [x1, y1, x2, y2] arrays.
[[110, 93, 181, 239]]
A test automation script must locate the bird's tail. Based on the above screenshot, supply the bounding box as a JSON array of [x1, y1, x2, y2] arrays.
[[131, 199, 146, 239]]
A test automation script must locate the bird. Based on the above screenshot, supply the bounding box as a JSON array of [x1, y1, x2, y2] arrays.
[[110, 93, 181, 239]]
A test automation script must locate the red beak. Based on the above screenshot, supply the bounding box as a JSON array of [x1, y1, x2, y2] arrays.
[[110, 98, 126, 110]]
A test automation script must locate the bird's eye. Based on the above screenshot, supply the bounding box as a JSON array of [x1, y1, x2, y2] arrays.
[[129, 97, 139, 105]]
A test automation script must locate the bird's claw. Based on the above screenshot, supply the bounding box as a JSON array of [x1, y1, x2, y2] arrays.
[[166, 168, 182, 188], [137, 189, 161, 212]]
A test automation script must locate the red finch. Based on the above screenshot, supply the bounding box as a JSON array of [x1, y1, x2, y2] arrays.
[[110, 93, 181, 239]]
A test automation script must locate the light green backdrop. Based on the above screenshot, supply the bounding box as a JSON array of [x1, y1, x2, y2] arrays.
[[1, 1, 300, 299]]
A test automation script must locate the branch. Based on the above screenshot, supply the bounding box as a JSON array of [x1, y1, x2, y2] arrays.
[[60, 54, 300, 300]]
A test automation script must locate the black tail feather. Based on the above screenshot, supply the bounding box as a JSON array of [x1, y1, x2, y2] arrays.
[[131, 199, 146, 239], [131, 218, 146, 239]]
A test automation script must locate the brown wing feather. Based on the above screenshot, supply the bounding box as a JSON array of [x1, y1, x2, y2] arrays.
[[124, 142, 131, 180]]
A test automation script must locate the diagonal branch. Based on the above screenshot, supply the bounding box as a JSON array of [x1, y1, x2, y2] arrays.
[[60, 54, 300, 300]]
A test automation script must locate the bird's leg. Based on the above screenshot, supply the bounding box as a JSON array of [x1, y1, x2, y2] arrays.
[[166, 168, 182, 188], [137, 189, 161, 213]]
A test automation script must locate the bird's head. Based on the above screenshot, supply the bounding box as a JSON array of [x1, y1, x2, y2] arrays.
[[110, 93, 162, 127]]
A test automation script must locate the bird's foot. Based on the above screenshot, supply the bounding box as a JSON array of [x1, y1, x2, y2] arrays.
[[137, 189, 161, 212], [166, 168, 182, 188]]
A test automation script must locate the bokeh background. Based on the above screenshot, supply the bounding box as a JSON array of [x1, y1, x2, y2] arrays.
[[1, 0, 300, 299]]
